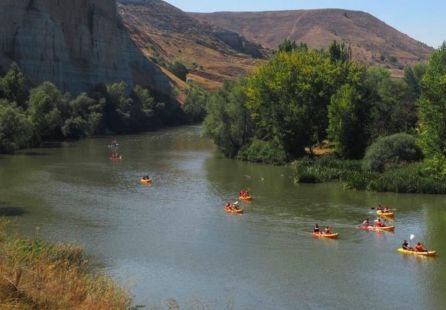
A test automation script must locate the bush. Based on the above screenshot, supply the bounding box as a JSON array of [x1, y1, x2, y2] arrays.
[[362, 133, 423, 172], [168, 61, 189, 81], [184, 85, 208, 123], [0, 101, 33, 153], [237, 139, 287, 165]]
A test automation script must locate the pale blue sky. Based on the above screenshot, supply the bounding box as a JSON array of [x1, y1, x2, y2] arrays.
[[165, 0, 445, 47]]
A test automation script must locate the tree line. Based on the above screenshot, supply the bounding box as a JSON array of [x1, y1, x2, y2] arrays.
[[203, 40, 440, 167], [0, 64, 194, 153]]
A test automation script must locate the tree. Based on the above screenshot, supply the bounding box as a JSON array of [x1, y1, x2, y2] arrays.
[[183, 85, 208, 123], [168, 61, 189, 81], [365, 67, 416, 140], [329, 41, 351, 63], [404, 63, 427, 101], [0, 100, 33, 153], [105, 82, 134, 133], [328, 83, 369, 159], [27, 81, 69, 141], [418, 43, 446, 160], [245, 49, 340, 157], [62, 93, 103, 139], [204, 81, 253, 158], [0, 63, 27, 106], [277, 39, 308, 53]]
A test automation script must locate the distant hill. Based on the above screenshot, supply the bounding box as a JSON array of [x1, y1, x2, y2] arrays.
[[118, 0, 266, 90], [191, 9, 433, 75]]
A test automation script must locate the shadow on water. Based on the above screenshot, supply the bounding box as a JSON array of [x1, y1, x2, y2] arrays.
[[0, 206, 27, 217]]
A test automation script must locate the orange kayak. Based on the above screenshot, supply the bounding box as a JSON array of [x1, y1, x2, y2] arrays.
[[224, 206, 244, 215], [313, 232, 339, 239], [140, 178, 152, 185], [361, 225, 395, 232], [239, 196, 252, 201]]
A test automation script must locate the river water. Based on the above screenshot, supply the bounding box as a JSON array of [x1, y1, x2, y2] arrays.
[[0, 126, 445, 309]]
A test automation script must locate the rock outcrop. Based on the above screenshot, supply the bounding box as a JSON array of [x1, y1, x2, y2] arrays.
[[0, 0, 172, 95]]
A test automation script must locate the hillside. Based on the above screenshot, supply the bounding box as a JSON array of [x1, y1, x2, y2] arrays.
[[118, 0, 265, 90], [191, 9, 433, 73], [0, 0, 173, 96]]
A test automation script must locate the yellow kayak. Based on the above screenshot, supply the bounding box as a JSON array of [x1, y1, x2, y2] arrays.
[[313, 232, 339, 239], [397, 248, 437, 257], [377, 210, 395, 218], [225, 206, 244, 215]]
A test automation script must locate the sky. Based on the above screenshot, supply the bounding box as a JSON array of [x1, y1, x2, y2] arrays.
[[165, 0, 445, 48]]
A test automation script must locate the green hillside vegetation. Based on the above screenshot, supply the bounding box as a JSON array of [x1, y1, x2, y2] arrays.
[[204, 40, 446, 194]]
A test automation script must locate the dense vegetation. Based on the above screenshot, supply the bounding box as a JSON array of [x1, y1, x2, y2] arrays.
[[204, 40, 446, 194], [0, 220, 130, 308], [0, 63, 190, 153]]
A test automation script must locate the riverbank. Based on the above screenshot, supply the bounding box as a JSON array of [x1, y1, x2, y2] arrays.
[[0, 220, 130, 309], [294, 157, 446, 194]]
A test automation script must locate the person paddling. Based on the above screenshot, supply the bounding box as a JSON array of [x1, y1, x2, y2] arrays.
[[402, 240, 413, 251], [314, 224, 320, 234], [415, 242, 427, 252], [324, 226, 332, 234], [362, 218, 371, 227]]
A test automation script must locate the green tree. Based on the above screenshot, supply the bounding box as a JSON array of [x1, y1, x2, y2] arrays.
[[0, 63, 27, 106], [245, 49, 340, 157], [365, 67, 416, 140], [277, 39, 308, 53], [404, 63, 427, 101], [105, 82, 134, 133], [184, 85, 208, 123], [168, 61, 189, 81], [204, 81, 253, 158], [27, 82, 69, 141], [62, 93, 103, 139], [328, 41, 351, 63], [328, 83, 369, 159], [0, 100, 33, 153], [418, 43, 446, 160]]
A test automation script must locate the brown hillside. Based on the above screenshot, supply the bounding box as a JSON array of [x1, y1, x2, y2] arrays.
[[118, 0, 265, 90], [191, 9, 433, 73]]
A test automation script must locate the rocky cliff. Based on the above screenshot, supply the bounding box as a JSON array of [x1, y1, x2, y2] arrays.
[[0, 0, 172, 95]]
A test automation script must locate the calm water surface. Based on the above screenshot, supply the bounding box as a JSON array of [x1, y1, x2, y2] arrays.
[[0, 126, 445, 309]]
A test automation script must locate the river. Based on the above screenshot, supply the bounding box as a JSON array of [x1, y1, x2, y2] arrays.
[[0, 126, 445, 309]]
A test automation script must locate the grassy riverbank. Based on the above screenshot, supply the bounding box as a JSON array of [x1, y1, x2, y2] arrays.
[[294, 157, 446, 194], [0, 220, 130, 309]]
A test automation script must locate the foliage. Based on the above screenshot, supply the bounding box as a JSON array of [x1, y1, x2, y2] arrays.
[[0, 220, 131, 309], [404, 63, 427, 101], [184, 85, 208, 123], [237, 139, 287, 165], [204, 81, 253, 158], [277, 39, 308, 53], [27, 81, 69, 141], [245, 49, 342, 158], [328, 41, 351, 63], [362, 133, 423, 172], [0, 63, 27, 107], [168, 61, 189, 81], [327, 77, 369, 159], [418, 43, 446, 161], [0, 100, 33, 153], [365, 67, 417, 140], [294, 157, 362, 183]]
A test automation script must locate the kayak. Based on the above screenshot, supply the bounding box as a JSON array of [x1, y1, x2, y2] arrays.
[[313, 232, 339, 239], [360, 225, 395, 232], [377, 210, 395, 218], [397, 248, 437, 257], [110, 156, 123, 160], [224, 206, 244, 215], [239, 195, 252, 201], [140, 178, 152, 185]]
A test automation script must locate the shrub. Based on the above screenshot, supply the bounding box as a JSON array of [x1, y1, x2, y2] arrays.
[[184, 85, 208, 123], [237, 139, 287, 165], [362, 133, 423, 172], [0, 100, 33, 153], [168, 61, 189, 81]]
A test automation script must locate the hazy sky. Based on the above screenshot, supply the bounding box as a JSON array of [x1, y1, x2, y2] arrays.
[[165, 0, 445, 48]]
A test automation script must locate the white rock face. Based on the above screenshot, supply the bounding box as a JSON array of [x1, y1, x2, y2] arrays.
[[0, 0, 172, 95]]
